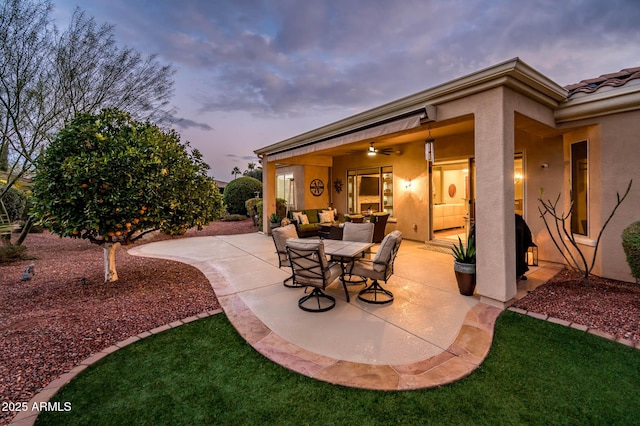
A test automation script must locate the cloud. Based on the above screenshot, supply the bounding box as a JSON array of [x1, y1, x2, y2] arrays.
[[226, 153, 260, 162], [171, 116, 213, 131], [55, 0, 640, 118], [49, 0, 640, 181]]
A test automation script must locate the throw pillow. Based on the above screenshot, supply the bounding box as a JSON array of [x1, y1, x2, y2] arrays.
[[323, 208, 337, 220], [318, 211, 334, 223], [292, 211, 304, 223], [300, 214, 310, 225]]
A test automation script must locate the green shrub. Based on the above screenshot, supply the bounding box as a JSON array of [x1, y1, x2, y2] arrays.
[[0, 185, 27, 221], [256, 199, 263, 231], [622, 221, 640, 283], [223, 177, 262, 216], [276, 198, 287, 220], [0, 245, 29, 263], [245, 197, 261, 225], [244, 197, 287, 231]]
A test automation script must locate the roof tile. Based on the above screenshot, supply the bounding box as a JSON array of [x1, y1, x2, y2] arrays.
[[566, 67, 640, 97]]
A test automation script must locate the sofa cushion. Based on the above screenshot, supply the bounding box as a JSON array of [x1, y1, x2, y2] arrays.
[[306, 209, 320, 224], [298, 223, 320, 231]]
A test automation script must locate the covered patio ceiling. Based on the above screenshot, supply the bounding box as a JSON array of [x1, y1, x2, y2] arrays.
[[274, 112, 564, 167]]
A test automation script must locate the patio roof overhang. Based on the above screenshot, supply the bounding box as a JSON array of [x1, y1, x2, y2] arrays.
[[254, 57, 568, 160]]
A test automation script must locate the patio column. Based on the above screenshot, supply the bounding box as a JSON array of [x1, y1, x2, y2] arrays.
[[262, 155, 277, 235], [474, 90, 517, 308]]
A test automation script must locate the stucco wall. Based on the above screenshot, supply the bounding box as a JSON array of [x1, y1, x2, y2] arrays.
[[514, 130, 565, 265], [302, 165, 330, 210], [559, 111, 640, 282], [332, 141, 430, 241]]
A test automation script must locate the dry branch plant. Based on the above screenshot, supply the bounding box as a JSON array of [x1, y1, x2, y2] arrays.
[[538, 180, 632, 285]]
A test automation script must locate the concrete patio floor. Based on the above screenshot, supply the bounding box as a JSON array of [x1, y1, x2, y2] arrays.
[[129, 233, 561, 390]]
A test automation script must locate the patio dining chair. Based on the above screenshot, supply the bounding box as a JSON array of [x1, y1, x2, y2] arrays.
[[342, 222, 374, 243], [339, 221, 375, 283], [271, 224, 303, 288], [351, 230, 403, 304], [369, 212, 389, 243], [286, 239, 343, 312]]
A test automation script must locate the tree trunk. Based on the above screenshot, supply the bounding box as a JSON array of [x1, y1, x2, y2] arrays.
[[15, 216, 33, 246], [103, 242, 121, 282]]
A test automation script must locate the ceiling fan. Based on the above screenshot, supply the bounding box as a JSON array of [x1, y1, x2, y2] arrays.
[[348, 141, 396, 156]]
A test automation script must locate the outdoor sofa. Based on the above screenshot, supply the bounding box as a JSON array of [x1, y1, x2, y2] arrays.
[[289, 208, 341, 238]]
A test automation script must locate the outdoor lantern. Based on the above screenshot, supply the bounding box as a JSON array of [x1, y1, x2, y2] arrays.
[[526, 243, 538, 266], [425, 128, 435, 162]]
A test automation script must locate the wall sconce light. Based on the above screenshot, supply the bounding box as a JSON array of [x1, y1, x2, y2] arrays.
[[514, 172, 523, 184], [404, 180, 412, 190], [526, 243, 538, 266]]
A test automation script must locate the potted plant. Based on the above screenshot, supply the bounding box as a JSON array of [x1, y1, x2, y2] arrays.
[[452, 235, 476, 296], [269, 212, 281, 229]]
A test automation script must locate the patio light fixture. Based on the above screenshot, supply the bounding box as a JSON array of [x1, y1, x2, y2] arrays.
[[425, 128, 435, 162], [368, 142, 376, 156], [526, 243, 538, 266]]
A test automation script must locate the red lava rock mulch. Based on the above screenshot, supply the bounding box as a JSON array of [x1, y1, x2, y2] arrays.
[[0, 219, 255, 425], [513, 268, 640, 344]]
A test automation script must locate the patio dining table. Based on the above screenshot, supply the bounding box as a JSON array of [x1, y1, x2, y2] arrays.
[[286, 238, 373, 303]]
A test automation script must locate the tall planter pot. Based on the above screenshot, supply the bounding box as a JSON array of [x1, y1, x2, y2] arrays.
[[454, 261, 476, 296]]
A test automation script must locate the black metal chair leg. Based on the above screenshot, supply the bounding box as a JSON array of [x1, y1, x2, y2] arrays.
[[358, 279, 394, 304], [298, 288, 336, 312], [283, 274, 304, 288]]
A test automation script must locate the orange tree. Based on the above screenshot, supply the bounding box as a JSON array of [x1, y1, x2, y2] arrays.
[[31, 108, 223, 282]]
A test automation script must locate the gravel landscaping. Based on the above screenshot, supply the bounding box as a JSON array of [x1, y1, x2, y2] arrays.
[[512, 268, 640, 344], [1, 219, 639, 424], [0, 219, 253, 425]]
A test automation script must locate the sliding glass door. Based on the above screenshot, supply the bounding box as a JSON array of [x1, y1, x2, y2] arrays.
[[431, 160, 472, 243], [430, 154, 524, 244]]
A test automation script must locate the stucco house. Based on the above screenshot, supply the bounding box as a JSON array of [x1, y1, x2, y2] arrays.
[[254, 58, 640, 309]]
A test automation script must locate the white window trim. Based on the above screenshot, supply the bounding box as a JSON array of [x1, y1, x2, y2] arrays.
[[567, 234, 596, 247]]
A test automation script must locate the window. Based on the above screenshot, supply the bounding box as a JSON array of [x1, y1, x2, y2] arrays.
[[346, 166, 393, 216], [276, 172, 294, 207], [571, 141, 588, 235]]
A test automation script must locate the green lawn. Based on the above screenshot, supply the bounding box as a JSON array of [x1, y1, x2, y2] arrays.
[[37, 312, 640, 425]]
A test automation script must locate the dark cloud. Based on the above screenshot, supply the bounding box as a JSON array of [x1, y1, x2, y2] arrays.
[[171, 116, 213, 131], [226, 153, 260, 161], [55, 0, 640, 117], [50, 0, 639, 180]]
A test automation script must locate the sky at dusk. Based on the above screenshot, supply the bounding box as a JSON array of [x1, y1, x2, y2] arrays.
[[50, 0, 640, 181]]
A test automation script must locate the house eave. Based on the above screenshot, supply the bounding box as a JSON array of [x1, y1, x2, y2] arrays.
[[555, 83, 640, 123], [255, 57, 567, 157]]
